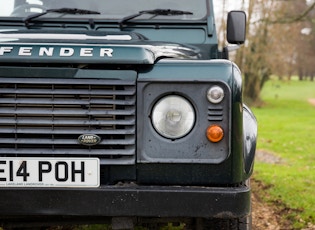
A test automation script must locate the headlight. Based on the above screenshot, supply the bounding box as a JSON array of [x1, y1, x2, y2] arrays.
[[207, 86, 224, 103], [151, 95, 195, 139]]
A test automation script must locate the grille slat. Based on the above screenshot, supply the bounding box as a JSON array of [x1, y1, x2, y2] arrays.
[[0, 128, 135, 135], [0, 137, 135, 145], [0, 76, 136, 165], [207, 105, 224, 122], [0, 77, 135, 86], [0, 88, 135, 96], [0, 148, 135, 156], [0, 108, 135, 116], [0, 118, 135, 126], [0, 98, 135, 106]]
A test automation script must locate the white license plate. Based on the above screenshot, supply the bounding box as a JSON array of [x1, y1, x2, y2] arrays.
[[0, 158, 100, 188]]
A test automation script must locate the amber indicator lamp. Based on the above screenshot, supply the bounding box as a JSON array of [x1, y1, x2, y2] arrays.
[[206, 125, 224, 143]]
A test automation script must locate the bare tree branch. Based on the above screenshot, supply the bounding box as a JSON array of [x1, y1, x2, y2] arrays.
[[272, 2, 315, 24]]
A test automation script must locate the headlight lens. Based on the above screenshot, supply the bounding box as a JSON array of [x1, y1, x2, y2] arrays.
[[152, 95, 195, 139], [207, 86, 224, 103]]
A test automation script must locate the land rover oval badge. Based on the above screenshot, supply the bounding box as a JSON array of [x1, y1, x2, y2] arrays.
[[78, 134, 101, 146]]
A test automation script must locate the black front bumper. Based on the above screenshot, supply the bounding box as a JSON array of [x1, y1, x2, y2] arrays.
[[0, 185, 250, 220]]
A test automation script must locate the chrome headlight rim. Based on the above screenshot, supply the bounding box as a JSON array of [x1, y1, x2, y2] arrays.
[[151, 94, 196, 140]]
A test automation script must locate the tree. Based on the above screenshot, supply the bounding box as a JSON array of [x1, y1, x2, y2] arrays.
[[215, 0, 315, 103], [234, 0, 277, 104], [232, 0, 315, 103], [270, 1, 315, 81]]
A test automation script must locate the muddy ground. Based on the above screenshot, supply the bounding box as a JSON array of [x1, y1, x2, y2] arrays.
[[252, 150, 315, 230], [251, 179, 315, 230]]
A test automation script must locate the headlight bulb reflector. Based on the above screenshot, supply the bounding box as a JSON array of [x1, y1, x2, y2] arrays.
[[152, 95, 195, 139]]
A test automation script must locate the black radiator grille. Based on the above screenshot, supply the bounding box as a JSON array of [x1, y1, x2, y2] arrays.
[[0, 77, 136, 165]]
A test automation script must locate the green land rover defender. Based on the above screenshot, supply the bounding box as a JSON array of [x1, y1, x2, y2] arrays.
[[0, 0, 257, 229]]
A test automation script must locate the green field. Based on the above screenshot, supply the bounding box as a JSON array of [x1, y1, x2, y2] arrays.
[[251, 78, 315, 229]]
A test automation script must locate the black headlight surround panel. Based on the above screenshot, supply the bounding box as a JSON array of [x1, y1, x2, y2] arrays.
[[137, 80, 231, 164]]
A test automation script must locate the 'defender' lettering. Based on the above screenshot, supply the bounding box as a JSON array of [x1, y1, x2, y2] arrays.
[[0, 46, 114, 57], [0, 47, 13, 55]]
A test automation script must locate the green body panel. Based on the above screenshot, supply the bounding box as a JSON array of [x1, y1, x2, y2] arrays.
[[0, 0, 256, 186], [0, 0, 257, 224]]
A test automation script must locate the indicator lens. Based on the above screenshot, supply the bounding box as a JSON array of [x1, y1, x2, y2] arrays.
[[206, 125, 224, 142]]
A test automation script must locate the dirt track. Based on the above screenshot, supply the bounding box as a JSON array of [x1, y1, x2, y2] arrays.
[[252, 150, 288, 229], [252, 179, 315, 230], [251, 99, 315, 230], [251, 179, 289, 230], [308, 98, 315, 106], [252, 150, 315, 230]]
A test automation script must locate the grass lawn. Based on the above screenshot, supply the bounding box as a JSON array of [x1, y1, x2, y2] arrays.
[[251, 78, 315, 229]]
